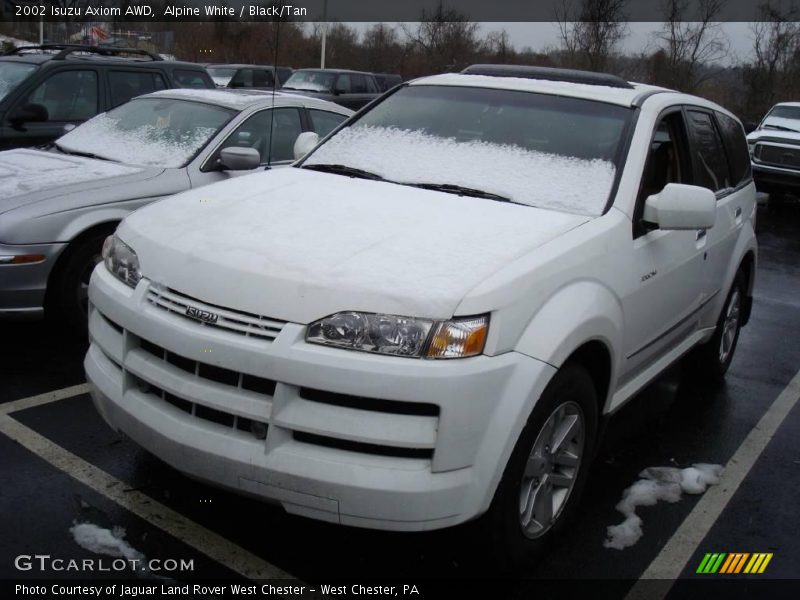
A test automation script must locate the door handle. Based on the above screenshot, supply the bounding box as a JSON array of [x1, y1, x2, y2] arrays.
[[696, 229, 707, 241], [734, 206, 742, 218]]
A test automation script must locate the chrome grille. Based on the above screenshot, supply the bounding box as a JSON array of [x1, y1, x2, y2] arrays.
[[756, 143, 800, 169], [146, 285, 285, 341]]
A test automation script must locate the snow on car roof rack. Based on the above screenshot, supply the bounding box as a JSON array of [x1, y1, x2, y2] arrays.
[[4, 44, 162, 61], [461, 64, 634, 89]]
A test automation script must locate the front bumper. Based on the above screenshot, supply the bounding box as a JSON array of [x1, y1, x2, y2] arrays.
[[0, 241, 66, 318], [85, 265, 555, 531], [752, 162, 800, 193]]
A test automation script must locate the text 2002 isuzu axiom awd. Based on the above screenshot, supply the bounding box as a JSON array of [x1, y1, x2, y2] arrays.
[[85, 65, 756, 566]]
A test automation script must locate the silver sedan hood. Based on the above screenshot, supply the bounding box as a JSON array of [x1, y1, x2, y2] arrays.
[[0, 149, 163, 216]]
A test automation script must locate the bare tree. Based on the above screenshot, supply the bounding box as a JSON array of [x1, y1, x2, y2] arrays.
[[744, 1, 800, 118], [402, 3, 480, 73], [648, 0, 729, 92], [555, 0, 628, 71]]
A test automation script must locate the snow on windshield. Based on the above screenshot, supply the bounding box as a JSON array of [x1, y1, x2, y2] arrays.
[[0, 149, 141, 199], [306, 126, 617, 216], [57, 98, 232, 168]]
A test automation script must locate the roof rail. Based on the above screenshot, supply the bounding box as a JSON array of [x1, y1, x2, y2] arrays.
[[3, 44, 163, 61], [461, 64, 634, 89]]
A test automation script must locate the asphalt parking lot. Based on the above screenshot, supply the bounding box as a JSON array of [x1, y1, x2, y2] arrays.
[[2, 200, 799, 599]]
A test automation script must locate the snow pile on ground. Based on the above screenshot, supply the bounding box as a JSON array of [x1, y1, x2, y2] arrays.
[[59, 114, 217, 168], [70, 523, 145, 561], [0, 149, 142, 198], [604, 463, 723, 550], [307, 125, 616, 216]]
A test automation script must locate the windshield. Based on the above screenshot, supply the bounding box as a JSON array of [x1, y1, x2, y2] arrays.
[[283, 71, 336, 92], [303, 85, 632, 215], [207, 67, 236, 79], [57, 97, 235, 168], [0, 61, 38, 102], [766, 105, 800, 121]]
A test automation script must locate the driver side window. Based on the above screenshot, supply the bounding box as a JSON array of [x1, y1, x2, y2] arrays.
[[25, 70, 98, 122], [212, 107, 303, 168], [635, 112, 691, 236]]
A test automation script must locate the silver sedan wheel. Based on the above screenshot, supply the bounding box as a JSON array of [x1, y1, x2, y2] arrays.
[[518, 401, 585, 539], [719, 288, 741, 364]]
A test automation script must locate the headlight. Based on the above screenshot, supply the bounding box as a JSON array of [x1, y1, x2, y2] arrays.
[[306, 312, 489, 359], [102, 234, 141, 288]]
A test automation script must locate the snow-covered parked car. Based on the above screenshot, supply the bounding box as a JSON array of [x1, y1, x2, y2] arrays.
[[0, 88, 352, 328], [85, 65, 757, 566], [746, 102, 800, 198]]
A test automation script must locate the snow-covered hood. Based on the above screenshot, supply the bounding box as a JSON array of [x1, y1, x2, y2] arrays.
[[0, 149, 161, 216], [120, 168, 590, 323], [748, 117, 800, 143]]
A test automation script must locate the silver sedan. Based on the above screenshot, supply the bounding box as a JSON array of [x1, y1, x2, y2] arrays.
[[0, 88, 352, 329]]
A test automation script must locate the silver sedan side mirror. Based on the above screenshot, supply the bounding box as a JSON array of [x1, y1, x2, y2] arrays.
[[219, 147, 261, 171]]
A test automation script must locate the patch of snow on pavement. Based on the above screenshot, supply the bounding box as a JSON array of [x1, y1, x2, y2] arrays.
[[604, 463, 723, 550], [307, 126, 617, 216], [70, 523, 145, 561]]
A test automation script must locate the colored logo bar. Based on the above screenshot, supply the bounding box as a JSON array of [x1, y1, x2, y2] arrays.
[[696, 552, 773, 574]]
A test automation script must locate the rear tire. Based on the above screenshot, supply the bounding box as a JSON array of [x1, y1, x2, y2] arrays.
[[686, 271, 746, 381], [478, 363, 598, 571]]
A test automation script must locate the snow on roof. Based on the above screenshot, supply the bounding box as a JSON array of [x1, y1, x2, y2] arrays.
[[144, 88, 352, 113], [412, 73, 664, 107]]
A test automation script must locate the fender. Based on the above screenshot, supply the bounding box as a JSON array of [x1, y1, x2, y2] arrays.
[[44, 197, 168, 244], [515, 279, 623, 412], [706, 213, 758, 328]]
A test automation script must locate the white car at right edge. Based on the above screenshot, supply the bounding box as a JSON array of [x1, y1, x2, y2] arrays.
[[85, 64, 757, 568]]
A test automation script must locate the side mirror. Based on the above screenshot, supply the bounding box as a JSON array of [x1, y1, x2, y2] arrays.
[[219, 147, 261, 171], [9, 103, 48, 128], [643, 183, 717, 230], [293, 131, 320, 160], [743, 121, 758, 134]]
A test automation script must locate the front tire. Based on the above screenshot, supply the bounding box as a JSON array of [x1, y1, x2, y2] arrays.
[[479, 363, 598, 570], [48, 229, 111, 334]]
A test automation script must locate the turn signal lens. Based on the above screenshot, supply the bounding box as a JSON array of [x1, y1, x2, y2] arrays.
[[426, 316, 489, 359], [0, 254, 46, 265]]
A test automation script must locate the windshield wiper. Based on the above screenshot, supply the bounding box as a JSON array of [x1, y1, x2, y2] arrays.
[[405, 182, 513, 203], [302, 163, 385, 181], [763, 123, 800, 133], [54, 143, 113, 161]]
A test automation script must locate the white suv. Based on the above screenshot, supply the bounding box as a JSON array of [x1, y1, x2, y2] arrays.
[[85, 65, 757, 565]]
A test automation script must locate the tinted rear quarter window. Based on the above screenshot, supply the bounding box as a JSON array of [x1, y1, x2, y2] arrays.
[[686, 109, 731, 192], [715, 112, 752, 186], [109, 71, 167, 107]]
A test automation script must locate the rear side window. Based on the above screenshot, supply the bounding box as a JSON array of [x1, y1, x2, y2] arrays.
[[686, 109, 731, 192], [253, 69, 274, 87], [309, 109, 347, 137], [109, 71, 166, 107], [230, 69, 253, 88], [365, 76, 378, 94], [335, 74, 351, 93], [174, 69, 213, 89], [715, 112, 752, 186], [350, 74, 368, 93]]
